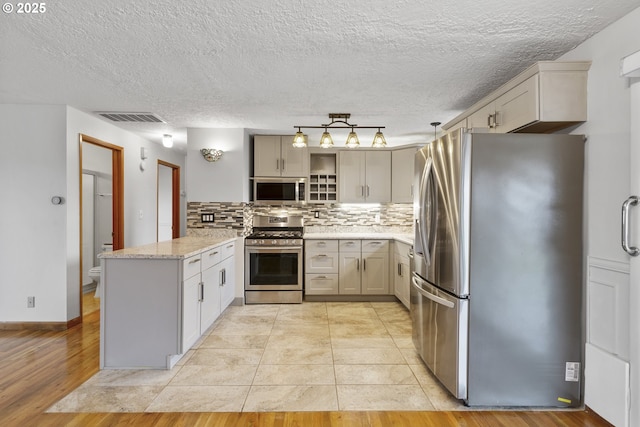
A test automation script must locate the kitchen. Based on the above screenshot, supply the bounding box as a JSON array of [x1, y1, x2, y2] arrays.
[[1, 1, 640, 426]]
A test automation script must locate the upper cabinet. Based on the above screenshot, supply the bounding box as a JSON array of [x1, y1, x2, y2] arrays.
[[391, 146, 418, 203], [443, 61, 591, 134], [339, 150, 391, 203], [254, 135, 309, 177]]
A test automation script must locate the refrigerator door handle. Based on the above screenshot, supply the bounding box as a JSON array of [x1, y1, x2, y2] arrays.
[[411, 276, 455, 308], [622, 195, 640, 256], [417, 158, 433, 264]]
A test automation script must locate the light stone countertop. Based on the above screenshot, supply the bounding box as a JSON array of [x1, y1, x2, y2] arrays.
[[98, 236, 237, 260], [304, 233, 414, 246]]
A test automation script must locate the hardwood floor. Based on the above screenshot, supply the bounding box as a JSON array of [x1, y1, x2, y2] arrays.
[[0, 302, 612, 427]]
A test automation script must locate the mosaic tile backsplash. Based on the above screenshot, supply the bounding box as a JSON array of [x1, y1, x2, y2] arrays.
[[186, 202, 413, 236]]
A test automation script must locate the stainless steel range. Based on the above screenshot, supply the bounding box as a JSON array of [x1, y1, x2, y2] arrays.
[[244, 214, 303, 304]]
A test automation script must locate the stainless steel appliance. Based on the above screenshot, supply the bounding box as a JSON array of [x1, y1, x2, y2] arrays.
[[245, 214, 303, 303], [412, 129, 584, 407], [253, 178, 306, 204]]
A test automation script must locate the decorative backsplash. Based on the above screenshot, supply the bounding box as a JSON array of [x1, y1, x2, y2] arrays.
[[186, 202, 413, 236]]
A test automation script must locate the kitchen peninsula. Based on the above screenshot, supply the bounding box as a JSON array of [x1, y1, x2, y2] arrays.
[[99, 236, 238, 369]]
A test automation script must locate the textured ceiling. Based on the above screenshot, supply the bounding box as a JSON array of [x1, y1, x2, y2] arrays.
[[1, 0, 638, 150]]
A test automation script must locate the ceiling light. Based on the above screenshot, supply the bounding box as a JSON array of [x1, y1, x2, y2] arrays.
[[162, 134, 173, 148], [319, 128, 334, 148], [371, 128, 387, 148], [292, 127, 307, 148], [345, 127, 360, 148], [293, 113, 386, 148]]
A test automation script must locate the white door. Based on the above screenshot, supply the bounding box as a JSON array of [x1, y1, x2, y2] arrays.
[[157, 164, 173, 242], [623, 52, 640, 427], [280, 137, 308, 177], [254, 135, 281, 176]]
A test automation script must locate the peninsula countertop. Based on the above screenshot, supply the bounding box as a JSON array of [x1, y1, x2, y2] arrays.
[[98, 236, 237, 260]]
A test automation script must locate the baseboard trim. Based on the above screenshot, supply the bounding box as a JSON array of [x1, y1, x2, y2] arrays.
[[304, 295, 399, 303], [0, 321, 69, 331]]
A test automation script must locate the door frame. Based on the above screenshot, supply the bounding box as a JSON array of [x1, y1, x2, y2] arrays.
[[79, 134, 124, 318], [157, 160, 180, 240]]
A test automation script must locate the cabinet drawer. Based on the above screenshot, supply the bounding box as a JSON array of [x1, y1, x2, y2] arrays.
[[362, 240, 389, 253], [221, 240, 235, 259], [306, 239, 338, 251], [305, 274, 339, 295], [183, 254, 202, 279], [339, 240, 361, 252], [305, 252, 339, 274], [201, 247, 221, 270]]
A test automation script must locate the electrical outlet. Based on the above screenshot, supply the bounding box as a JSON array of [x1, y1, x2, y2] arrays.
[[374, 213, 381, 223], [314, 211, 320, 219], [27, 296, 35, 308]]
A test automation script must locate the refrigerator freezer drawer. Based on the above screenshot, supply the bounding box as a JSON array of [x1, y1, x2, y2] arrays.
[[411, 273, 468, 399]]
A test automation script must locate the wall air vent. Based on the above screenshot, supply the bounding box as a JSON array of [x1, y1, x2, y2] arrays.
[[95, 112, 165, 123]]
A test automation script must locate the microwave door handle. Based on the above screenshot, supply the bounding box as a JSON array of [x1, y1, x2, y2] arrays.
[[411, 276, 454, 308]]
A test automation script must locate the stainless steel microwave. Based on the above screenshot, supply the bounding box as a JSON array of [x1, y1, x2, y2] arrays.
[[252, 178, 306, 204]]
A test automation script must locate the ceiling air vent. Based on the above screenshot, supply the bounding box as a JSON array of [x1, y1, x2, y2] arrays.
[[95, 112, 165, 123]]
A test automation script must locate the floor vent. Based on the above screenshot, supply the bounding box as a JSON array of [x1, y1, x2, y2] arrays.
[[95, 112, 165, 123]]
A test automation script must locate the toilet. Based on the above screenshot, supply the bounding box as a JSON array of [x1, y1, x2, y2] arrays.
[[89, 243, 113, 298]]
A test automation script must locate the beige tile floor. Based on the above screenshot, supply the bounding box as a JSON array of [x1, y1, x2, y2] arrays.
[[48, 301, 466, 413]]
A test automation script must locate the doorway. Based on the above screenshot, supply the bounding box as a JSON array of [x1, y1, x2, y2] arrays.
[[157, 160, 180, 241], [79, 134, 124, 318]]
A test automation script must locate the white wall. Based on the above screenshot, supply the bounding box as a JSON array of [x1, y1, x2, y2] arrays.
[[0, 104, 187, 323], [0, 104, 69, 322], [186, 128, 251, 202]]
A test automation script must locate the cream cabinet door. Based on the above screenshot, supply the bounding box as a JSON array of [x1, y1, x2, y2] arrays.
[[361, 252, 389, 294], [338, 253, 361, 294], [494, 75, 539, 133], [364, 151, 391, 203], [392, 147, 416, 203], [254, 135, 282, 176], [467, 102, 496, 132], [280, 138, 309, 177], [339, 151, 366, 202]]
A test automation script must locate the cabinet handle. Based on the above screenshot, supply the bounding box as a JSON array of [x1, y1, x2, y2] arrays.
[[189, 258, 201, 265], [223, 269, 226, 284], [209, 251, 219, 256], [356, 259, 360, 271], [226, 244, 234, 249], [317, 254, 327, 257], [366, 185, 370, 197], [493, 111, 500, 127], [318, 242, 326, 246], [398, 262, 402, 276], [487, 114, 492, 128], [622, 196, 640, 256], [363, 259, 366, 271], [276, 159, 279, 170], [282, 158, 285, 170], [199, 282, 204, 301], [317, 275, 327, 279]]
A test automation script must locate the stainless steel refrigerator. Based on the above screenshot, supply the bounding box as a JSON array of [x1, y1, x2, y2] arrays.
[[411, 129, 584, 407]]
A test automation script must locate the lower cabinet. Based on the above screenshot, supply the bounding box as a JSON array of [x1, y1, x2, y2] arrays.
[[182, 241, 236, 353], [305, 239, 390, 296], [102, 238, 237, 370], [393, 241, 411, 309]]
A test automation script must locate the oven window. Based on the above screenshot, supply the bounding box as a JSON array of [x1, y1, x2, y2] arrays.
[[249, 252, 299, 285], [256, 182, 296, 201]]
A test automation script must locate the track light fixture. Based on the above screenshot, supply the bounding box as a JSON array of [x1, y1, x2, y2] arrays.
[[293, 113, 386, 148]]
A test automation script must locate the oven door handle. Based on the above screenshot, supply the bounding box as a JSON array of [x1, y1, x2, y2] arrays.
[[246, 246, 303, 251]]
